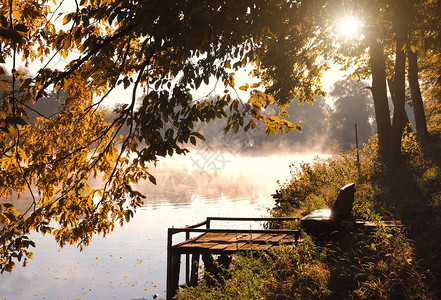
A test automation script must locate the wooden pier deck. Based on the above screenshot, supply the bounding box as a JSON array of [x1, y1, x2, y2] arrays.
[[166, 217, 300, 299], [175, 231, 299, 252]]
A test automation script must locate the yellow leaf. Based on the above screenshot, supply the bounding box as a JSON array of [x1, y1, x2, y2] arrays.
[[251, 119, 257, 129], [61, 50, 68, 60], [270, 126, 277, 136], [8, 126, 17, 138], [239, 84, 249, 91], [233, 122, 239, 133], [12, 10, 22, 20], [0, 81, 9, 90], [225, 60, 231, 69], [63, 14, 71, 25]]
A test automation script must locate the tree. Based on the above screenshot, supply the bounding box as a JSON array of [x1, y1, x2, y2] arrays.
[[0, 0, 325, 272], [317, 0, 434, 164], [410, 0, 441, 134], [408, 48, 428, 136], [328, 79, 375, 149]]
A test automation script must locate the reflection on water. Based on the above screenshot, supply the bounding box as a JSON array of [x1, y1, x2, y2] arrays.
[[162, 172, 198, 205], [0, 152, 326, 299]]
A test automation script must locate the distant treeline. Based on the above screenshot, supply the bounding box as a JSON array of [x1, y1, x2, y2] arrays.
[[21, 78, 416, 154]]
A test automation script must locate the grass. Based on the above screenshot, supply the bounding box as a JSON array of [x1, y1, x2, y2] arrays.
[[175, 131, 441, 299]]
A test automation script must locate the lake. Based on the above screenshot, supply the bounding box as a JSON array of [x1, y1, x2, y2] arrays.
[[0, 151, 326, 300]]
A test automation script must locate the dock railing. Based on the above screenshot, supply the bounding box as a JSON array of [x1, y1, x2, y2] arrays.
[[166, 216, 300, 299]]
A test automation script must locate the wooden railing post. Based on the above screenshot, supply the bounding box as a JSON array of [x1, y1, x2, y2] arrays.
[[166, 229, 180, 300], [189, 253, 200, 286], [185, 231, 190, 284], [166, 228, 173, 300]]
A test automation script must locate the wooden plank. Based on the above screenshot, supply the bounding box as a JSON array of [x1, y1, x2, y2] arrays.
[[174, 231, 298, 251], [225, 233, 257, 242], [181, 242, 219, 249], [255, 243, 273, 251], [224, 241, 248, 251], [172, 234, 205, 248], [238, 242, 262, 251], [266, 233, 288, 243], [194, 232, 229, 242], [248, 233, 266, 241], [279, 234, 298, 244], [251, 233, 274, 242], [209, 243, 231, 250]]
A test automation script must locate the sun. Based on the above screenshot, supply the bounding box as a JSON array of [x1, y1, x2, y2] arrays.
[[337, 16, 361, 38]]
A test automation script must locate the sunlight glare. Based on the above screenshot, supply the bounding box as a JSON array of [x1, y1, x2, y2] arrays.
[[337, 16, 360, 38]]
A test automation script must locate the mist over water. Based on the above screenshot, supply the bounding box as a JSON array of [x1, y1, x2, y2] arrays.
[[0, 150, 329, 299]]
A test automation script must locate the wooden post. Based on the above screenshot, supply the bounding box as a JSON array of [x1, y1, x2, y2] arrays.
[[169, 252, 181, 299], [166, 228, 173, 300], [355, 123, 361, 176], [166, 229, 181, 300], [185, 231, 190, 284], [189, 253, 200, 286]]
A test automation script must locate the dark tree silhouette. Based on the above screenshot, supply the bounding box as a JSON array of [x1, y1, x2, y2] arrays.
[[328, 79, 375, 149]]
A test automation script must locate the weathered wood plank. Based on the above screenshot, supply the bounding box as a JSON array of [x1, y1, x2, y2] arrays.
[[251, 233, 274, 242], [266, 233, 288, 243], [181, 242, 219, 249], [239, 242, 262, 251], [224, 241, 248, 251], [279, 235, 298, 244], [193, 232, 230, 242], [175, 232, 298, 251], [256, 243, 273, 251], [209, 242, 231, 250]]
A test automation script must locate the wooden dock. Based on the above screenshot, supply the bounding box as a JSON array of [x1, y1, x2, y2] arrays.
[[166, 217, 300, 299]]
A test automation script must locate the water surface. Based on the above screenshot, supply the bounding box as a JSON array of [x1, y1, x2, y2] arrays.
[[0, 152, 325, 299]]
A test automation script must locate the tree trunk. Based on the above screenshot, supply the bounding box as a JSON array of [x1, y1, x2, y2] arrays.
[[408, 48, 428, 136], [388, 33, 407, 163], [369, 39, 391, 159], [387, 77, 411, 132], [387, 0, 409, 165]]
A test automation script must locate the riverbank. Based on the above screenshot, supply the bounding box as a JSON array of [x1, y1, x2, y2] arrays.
[[176, 133, 441, 299]]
